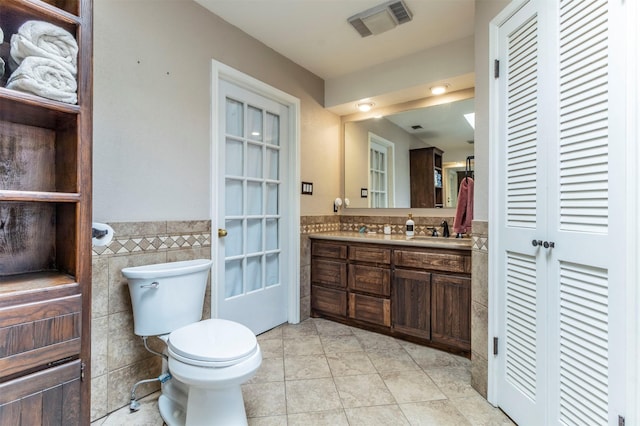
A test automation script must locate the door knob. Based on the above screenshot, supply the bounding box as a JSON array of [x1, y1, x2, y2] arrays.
[[543, 241, 555, 249], [532, 240, 543, 247], [218, 228, 228, 238]]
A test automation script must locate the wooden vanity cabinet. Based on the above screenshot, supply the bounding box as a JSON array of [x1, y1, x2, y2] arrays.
[[393, 247, 471, 352], [311, 238, 471, 355], [310, 242, 348, 317], [347, 245, 391, 327]]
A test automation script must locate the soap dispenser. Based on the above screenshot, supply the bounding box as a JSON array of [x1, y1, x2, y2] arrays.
[[405, 213, 415, 238]]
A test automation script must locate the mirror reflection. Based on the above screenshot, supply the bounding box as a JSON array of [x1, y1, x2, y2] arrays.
[[344, 96, 474, 209]]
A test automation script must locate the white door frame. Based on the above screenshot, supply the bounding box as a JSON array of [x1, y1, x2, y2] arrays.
[[210, 60, 301, 325], [624, 0, 640, 422]]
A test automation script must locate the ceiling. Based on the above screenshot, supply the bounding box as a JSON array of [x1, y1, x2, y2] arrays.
[[194, 0, 476, 80], [385, 97, 474, 154]]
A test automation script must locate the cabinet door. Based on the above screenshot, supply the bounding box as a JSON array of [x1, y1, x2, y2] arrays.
[[392, 268, 431, 339], [431, 274, 470, 351]]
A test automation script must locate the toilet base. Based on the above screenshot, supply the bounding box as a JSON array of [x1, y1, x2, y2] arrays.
[[157, 379, 249, 426], [186, 385, 248, 426], [158, 394, 186, 426]]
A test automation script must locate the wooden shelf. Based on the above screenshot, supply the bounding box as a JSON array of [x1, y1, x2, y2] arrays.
[[0, 190, 81, 202], [0, 0, 80, 35], [0, 88, 79, 129]]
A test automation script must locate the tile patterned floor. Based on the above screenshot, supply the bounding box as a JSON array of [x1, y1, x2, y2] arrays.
[[92, 318, 514, 425]]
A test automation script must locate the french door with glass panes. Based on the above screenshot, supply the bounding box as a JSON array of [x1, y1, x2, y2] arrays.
[[216, 79, 289, 334], [369, 133, 394, 208]]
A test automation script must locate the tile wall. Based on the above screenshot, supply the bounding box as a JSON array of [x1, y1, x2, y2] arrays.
[[470, 220, 489, 397], [90, 221, 211, 422]]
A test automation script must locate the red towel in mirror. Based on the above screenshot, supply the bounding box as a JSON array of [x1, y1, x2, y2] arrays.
[[453, 177, 474, 235]]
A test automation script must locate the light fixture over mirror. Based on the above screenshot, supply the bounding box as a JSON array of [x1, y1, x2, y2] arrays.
[[357, 102, 375, 112], [343, 89, 474, 210], [430, 84, 449, 95]]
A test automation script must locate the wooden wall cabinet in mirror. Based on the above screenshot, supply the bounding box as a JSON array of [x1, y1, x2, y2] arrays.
[[410, 147, 443, 208]]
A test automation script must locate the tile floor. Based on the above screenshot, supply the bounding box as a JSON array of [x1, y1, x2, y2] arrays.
[[92, 318, 514, 425]]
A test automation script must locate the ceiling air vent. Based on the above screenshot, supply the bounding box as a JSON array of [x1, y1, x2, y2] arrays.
[[348, 0, 413, 38]]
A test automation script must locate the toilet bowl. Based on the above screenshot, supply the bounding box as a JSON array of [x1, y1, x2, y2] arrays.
[[122, 259, 262, 426]]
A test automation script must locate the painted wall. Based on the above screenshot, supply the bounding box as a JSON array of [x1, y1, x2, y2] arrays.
[[93, 0, 341, 222], [473, 0, 511, 221]]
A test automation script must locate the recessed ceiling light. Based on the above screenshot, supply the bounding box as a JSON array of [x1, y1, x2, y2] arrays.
[[430, 85, 449, 95], [357, 102, 375, 112]]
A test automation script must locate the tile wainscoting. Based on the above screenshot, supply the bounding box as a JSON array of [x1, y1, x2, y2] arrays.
[[91, 220, 212, 422], [471, 220, 489, 397], [92, 215, 482, 421]]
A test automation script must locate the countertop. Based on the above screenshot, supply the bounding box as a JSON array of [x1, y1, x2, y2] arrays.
[[308, 231, 472, 250]]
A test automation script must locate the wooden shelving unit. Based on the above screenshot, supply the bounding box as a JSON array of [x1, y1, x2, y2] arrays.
[[409, 147, 444, 208], [0, 0, 92, 423]]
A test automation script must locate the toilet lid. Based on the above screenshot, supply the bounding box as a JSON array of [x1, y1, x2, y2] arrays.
[[168, 319, 257, 363]]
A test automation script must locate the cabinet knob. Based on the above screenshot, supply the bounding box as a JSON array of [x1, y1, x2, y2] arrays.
[[532, 239, 543, 247]]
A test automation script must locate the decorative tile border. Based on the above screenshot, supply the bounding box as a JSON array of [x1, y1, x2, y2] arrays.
[[472, 236, 488, 251], [471, 220, 489, 251], [92, 221, 211, 256]]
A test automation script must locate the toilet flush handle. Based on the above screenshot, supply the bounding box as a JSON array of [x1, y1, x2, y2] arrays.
[[140, 281, 159, 289], [218, 228, 228, 238]]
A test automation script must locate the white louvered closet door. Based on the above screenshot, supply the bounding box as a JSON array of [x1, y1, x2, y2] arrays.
[[495, 2, 547, 424], [494, 0, 627, 425]]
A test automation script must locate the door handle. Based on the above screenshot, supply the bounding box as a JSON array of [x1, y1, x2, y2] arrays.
[[532, 239, 543, 247], [543, 241, 555, 249], [218, 228, 228, 238]]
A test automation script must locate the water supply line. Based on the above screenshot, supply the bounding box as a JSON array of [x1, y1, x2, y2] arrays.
[[129, 336, 171, 412]]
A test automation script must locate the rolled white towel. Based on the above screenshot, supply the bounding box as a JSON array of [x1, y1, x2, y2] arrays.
[[1, 25, 4, 43], [10, 20, 78, 75], [7, 56, 77, 104]]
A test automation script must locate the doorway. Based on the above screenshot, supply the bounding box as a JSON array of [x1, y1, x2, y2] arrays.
[[211, 61, 301, 334]]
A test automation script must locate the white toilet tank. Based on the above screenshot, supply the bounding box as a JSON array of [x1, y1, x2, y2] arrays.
[[122, 259, 213, 336]]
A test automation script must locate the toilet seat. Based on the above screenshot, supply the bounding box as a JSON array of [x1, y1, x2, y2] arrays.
[[167, 319, 258, 367]]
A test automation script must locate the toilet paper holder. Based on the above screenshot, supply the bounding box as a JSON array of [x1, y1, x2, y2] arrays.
[[92, 222, 115, 246], [92, 227, 109, 239]]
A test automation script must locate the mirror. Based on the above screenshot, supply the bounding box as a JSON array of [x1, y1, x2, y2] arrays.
[[344, 92, 474, 209]]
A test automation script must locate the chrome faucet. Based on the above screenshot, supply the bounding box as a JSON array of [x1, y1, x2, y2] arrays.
[[441, 220, 450, 238]]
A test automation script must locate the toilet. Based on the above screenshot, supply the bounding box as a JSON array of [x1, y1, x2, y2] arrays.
[[122, 259, 262, 426]]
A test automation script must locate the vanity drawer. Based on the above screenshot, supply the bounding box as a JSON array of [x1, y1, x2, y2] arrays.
[[311, 258, 347, 289], [348, 293, 391, 327], [311, 242, 347, 259], [348, 245, 391, 265], [0, 294, 82, 380], [312, 285, 347, 317], [348, 264, 390, 296], [393, 249, 471, 274]]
